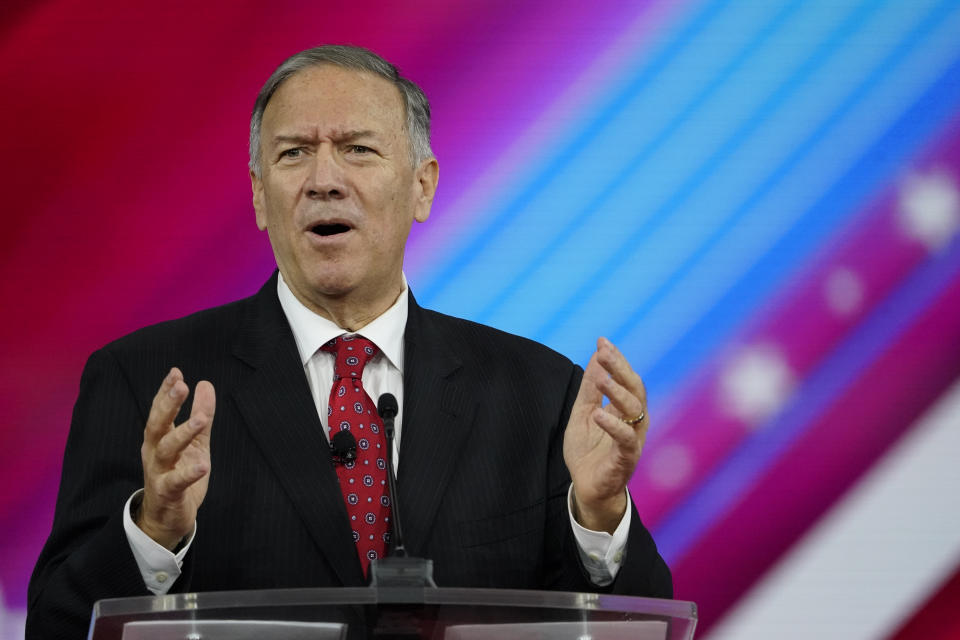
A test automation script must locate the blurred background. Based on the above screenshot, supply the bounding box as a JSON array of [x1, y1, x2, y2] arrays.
[[2, 0, 959, 637]]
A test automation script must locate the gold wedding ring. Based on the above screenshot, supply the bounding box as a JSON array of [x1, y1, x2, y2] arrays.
[[623, 410, 645, 425]]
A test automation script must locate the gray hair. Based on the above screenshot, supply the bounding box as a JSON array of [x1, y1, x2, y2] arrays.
[[248, 45, 433, 178]]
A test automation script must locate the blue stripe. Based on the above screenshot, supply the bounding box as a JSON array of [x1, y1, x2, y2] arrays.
[[534, 0, 956, 356], [415, 0, 732, 303], [499, 0, 887, 344], [427, 1, 807, 320], [464, 0, 812, 326]]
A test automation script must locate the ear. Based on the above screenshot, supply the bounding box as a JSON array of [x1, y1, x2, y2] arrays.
[[413, 157, 439, 224], [251, 169, 267, 231]]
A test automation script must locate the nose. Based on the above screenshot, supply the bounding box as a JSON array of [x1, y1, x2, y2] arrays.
[[305, 147, 347, 201]]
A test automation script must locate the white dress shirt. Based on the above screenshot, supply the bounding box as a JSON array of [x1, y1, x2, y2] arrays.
[[124, 273, 631, 593]]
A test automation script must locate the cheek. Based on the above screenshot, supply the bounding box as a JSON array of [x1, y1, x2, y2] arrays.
[[260, 189, 298, 231]]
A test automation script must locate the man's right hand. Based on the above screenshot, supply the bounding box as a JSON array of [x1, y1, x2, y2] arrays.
[[135, 367, 216, 550]]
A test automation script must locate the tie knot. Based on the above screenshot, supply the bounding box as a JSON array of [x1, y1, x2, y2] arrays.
[[321, 335, 379, 380]]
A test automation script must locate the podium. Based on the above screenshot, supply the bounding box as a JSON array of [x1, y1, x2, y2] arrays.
[[89, 587, 697, 639]]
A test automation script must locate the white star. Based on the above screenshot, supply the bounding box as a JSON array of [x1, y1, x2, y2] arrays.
[[898, 169, 960, 252], [824, 267, 865, 318], [719, 344, 795, 426]]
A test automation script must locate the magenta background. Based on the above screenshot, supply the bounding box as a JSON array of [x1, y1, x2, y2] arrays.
[[3, 1, 960, 637]]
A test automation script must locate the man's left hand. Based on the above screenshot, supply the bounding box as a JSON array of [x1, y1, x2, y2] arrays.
[[564, 337, 649, 534]]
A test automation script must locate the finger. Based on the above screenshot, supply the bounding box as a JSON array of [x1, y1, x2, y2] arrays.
[[144, 368, 188, 447], [572, 352, 605, 409], [591, 408, 642, 452], [596, 337, 647, 402], [599, 374, 645, 422], [154, 413, 208, 466], [153, 380, 215, 465], [157, 456, 210, 495]]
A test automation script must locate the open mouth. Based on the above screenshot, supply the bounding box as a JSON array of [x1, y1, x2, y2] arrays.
[[310, 223, 351, 237]]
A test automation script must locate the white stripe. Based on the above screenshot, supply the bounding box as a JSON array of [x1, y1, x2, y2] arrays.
[[707, 376, 960, 640]]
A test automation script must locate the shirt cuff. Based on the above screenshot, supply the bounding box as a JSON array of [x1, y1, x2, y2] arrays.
[[123, 489, 195, 595], [568, 485, 631, 586]]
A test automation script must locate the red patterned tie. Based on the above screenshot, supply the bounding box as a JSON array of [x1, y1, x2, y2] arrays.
[[322, 335, 390, 576]]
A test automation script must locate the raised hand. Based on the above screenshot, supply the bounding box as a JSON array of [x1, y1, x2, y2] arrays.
[[563, 338, 648, 534], [135, 367, 216, 549]]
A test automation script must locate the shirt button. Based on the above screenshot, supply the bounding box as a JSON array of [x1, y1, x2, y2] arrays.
[[156, 572, 169, 583], [588, 553, 600, 562]]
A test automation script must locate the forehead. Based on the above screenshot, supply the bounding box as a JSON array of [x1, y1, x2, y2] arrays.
[[263, 65, 406, 136]]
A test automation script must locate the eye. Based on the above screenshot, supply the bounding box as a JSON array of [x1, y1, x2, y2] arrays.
[[347, 145, 372, 154], [280, 147, 303, 159]]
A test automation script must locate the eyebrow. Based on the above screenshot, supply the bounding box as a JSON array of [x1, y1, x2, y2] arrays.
[[271, 130, 379, 146], [339, 129, 378, 142]]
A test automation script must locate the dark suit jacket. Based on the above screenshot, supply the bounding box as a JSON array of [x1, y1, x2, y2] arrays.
[[27, 272, 671, 638]]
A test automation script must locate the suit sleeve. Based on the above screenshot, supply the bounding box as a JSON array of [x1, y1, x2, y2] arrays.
[[26, 348, 155, 639], [542, 363, 673, 598]]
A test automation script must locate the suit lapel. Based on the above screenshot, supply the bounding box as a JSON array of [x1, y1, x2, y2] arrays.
[[230, 273, 365, 586], [398, 294, 477, 557]]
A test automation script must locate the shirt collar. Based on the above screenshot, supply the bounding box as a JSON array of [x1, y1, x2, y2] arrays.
[[277, 272, 407, 373]]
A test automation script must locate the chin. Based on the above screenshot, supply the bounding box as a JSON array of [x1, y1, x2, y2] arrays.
[[302, 265, 363, 295], [304, 277, 355, 300]]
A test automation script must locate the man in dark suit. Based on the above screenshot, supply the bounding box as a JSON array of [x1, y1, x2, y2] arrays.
[[27, 45, 671, 637]]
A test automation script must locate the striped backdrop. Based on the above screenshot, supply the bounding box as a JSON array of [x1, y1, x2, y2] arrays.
[[2, 1, 958, 637]]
